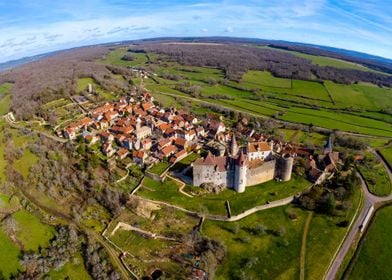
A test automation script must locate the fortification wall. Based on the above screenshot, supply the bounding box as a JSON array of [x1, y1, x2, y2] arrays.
[[193, 165, 228, 187], [246, 160, 276, 186]]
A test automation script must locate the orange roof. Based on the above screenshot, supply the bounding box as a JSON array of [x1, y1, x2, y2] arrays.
[[247, 142, 271, 152], [161, 145, 177, 156]]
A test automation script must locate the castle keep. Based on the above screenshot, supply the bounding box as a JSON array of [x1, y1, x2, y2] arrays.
[[193, 136, 293, 193]]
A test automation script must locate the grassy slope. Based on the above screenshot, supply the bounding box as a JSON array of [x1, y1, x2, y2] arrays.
[[148, 161, 170, 175], [347, 206, 392, 279], [13, 149, 38, 178], [138, 176, 310, 216], [77, 77, 116, 100], [0, 228, 21, 278], [357, 152, 391, 196], [203, 205, 306, 280], [379, 147, 392, 166]]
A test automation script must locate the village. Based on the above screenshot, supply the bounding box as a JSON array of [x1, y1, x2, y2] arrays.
[[62, 91, 340, 192]]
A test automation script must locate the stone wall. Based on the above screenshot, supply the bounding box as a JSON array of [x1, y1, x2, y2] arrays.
[[246, 160, 276, 186]]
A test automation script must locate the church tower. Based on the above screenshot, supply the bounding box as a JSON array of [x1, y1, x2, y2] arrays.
[[234, 151, 247, 193], [324, 134, 333, 154], [231, 134, 239, 157]]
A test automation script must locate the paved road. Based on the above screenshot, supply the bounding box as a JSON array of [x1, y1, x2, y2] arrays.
[[325, 150, 392, 280]]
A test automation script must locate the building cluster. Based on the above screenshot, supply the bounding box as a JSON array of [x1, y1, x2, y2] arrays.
[[62, 92, 339, 193], [63, 93, 210, 166]]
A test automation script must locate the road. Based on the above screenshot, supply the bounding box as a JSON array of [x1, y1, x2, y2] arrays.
[[325, 150, 392, 280]]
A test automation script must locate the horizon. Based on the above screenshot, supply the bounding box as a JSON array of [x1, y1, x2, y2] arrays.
[[0, 0, 391, 63]]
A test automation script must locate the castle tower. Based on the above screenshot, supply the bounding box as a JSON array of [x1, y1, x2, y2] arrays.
[[234, 151, 247, 193], [231, 134, 239, 157], [279, 154, 294, 181], [136, 117, 142, 130]]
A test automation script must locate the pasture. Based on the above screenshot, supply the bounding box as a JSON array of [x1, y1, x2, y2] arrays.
[[12, 210, 56, 252], [203, 205, 306, 280]]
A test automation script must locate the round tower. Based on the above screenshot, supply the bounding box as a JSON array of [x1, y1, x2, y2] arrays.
[[234, 151, 247, 193], [280, 154, 294, 181]]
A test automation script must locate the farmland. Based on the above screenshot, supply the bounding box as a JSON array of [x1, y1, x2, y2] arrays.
[[103, 48, 392, 138]]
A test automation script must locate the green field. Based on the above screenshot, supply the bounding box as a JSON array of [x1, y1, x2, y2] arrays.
[[0, 228, 21, 278], [203, 205, 306, 279], [357, 152, 391, 196], [102, 46, 392, 138], [12, 210, 55, 252], [241, 70, 292, 88], [347, 206, 392, 279], [324, 81, 392, 111], [137, 175, 310, 216], [148, 161, 171, 175], [379, 147, 392, 166], [279, 129, 327, 147], [13, 149, 38, 178], [77, 77, 116, 100], [99, 48, 149, 67], [279, 107, 392, 137]]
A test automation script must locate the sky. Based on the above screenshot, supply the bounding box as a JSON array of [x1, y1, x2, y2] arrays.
[[0, 0, 391, 63]]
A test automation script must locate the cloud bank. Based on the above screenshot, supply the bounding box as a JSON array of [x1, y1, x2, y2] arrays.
[[0, 0, 391, 63]]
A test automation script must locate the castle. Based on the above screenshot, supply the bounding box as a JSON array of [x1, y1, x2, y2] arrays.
[[193, 135, 294, 193]]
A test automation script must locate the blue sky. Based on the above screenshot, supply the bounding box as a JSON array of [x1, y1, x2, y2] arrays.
[[0, 0, 391, 63]]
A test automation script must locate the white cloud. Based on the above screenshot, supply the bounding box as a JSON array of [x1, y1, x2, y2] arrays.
[[0, 0, 390, 62]]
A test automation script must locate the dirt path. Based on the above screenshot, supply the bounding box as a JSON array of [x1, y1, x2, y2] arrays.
[[166, 174, 193, 198], [300, 211, 313, 280], [111, 222, 180, 242], [132, 195, 295, 222]]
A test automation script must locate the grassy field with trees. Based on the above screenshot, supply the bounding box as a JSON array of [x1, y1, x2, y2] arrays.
[[357, 152, 391, 196], [203, 205, 306, 279], [346, 206, 392, 279]]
